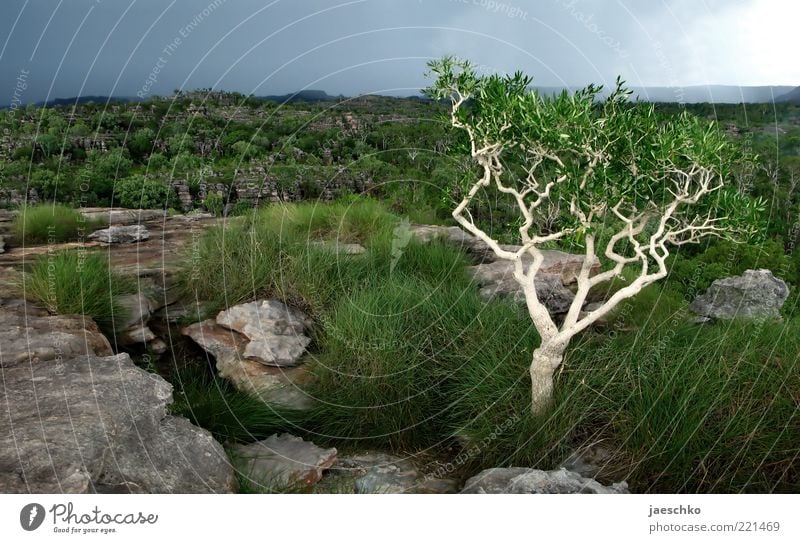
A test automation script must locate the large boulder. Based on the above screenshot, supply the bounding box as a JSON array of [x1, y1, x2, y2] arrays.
[[461, 467, 629, 494], [0, 300, 235, 493], [689, 269, 789, 320], [182, 299, 314, 408], [88, 224, 150, 244], [231, 434, 337, 490]]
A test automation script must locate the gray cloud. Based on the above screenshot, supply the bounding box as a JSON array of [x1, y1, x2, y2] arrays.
[[0, 0, 796, 104]]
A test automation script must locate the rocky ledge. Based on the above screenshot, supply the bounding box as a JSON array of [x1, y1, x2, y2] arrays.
[[0, 300, 235, 493]]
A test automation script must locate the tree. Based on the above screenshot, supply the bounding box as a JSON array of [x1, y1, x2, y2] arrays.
[[425, 57, 763, 415]]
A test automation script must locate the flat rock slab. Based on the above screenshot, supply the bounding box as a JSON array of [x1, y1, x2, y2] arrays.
[[319, 452, 459, 494], [0, 353, 235, 493], [689, 269, 789, 320], [231, 434, 337, 490], [80, 208, 166, 225], [0, 299, 113, 366], [461, 467, 629, 494], [410, 224, 599, 284], [88, 224, 150, 244]]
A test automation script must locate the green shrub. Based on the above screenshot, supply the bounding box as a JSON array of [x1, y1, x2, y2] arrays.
[[667, 239, 796, 294], [115, 175, 177, 209], [21, 250, 134, 334], [13, 204, 100, 245], [202, 192, 224, 216]]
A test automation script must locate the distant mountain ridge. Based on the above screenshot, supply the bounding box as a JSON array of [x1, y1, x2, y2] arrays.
[[3, 85, 799, 109], [777, 86, 800, 104]]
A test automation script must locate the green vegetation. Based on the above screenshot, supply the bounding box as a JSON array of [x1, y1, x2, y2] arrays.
[[172, 200, 798, 492], [21, 250, 135, 334], [12, 204, 101, 244], [114, 175, 176, 209], [6, 87, 799, 493], [170, 365, 310, 444]]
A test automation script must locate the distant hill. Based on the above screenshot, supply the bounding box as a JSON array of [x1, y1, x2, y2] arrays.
[[35, 96, 137, 107], [4, 85, 799, 109], [259, 90, 340, 103], [535, 85, 796, 104], [776, 86, 800, 104]]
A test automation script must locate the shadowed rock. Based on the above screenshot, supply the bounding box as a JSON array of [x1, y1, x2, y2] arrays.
[[461, 467, 629, 494], [231, 434, 337, 490]]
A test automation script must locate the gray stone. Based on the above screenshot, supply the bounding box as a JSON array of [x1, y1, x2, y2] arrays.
[[215, 300, 312, 368], [461, 467, 629, 494], [88, 224, 150, 244], [310, 240, 366, 255], [0, 352, 235, 493], [689, 269, 789, 320], [410, 224, 600, 285], [560, 445, 615, 479], [321, 452, 458, 494], [472, 267, 575, 314], [0, 300, 113, 366], [80, 208, 166, 225], [182, 318, 314, 409], [0, 235, 4, 253], [231, 434, 337, 490]]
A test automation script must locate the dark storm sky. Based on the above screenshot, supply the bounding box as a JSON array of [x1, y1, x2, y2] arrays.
[[0, 0, 796, 104]]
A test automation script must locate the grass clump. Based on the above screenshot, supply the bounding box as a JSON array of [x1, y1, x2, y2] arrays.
[[21, 249, 134, 334], [451, 294, 800, 492], [174, 199, 799, 493], [12, 204, 101, 245]]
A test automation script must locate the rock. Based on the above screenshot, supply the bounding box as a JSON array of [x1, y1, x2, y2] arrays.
[[0, 352, 236, 493], [119, 323, 157, 344], [472, 266, 575, 314], [0, 300, 113, 365], [215, 300, 312, 367], [461, 467, 629, 494], [80, 208, 166, 225], [560, 445, 615, 479], [182, 318, 314, 409], [115, 293, 166, 350], [409, 224, 488, 258], [231, 434, 337, 490], [410, 224, 600, 284], [0, 235, 4, 253], [310, 240, 366, 255], [320, 452, 458, 494], [88, 224, 150, 244], [689, 269, 789, 320]]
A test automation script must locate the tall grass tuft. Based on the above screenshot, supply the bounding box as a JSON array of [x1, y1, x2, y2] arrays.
[[22, 250, 134, 334], [13, 204, 102, 245]]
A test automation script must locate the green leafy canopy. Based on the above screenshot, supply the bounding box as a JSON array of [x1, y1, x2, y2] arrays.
[[424, 56, 764, 241]]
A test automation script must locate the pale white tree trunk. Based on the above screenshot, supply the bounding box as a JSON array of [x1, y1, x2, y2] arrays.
[[529, 339, 567, 416]]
